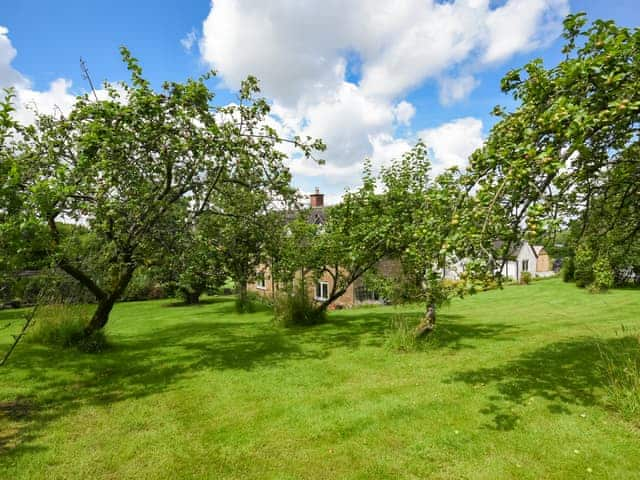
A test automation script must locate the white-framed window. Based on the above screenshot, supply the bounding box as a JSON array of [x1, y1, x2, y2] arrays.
[[315, 281, 329, 301], [256, 272, 266, 290], [521, 260, 529, 272]]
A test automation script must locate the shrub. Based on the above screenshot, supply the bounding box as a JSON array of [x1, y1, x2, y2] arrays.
[[272, 286, 325, 327], [27, 304, 109, 353], [234, 291, 264, 314], [2, 271, 97, 306], [590, 256, 614, 292], [384, 314, 424, 353], [599, 332, 640, 424], [520, 272, 532, 285], [122, 268, 167, 301], [562, 256, 575, 282], [574, 245, 595, 288], [481, 279, 500, 291], [234, 296, 252, 313]]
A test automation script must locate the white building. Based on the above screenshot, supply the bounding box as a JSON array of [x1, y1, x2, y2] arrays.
[[442, 241, 554, 282], [499, 242, 539, 281]]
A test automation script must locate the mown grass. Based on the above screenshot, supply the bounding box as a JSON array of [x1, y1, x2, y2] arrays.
[[0, 279, 639, 479]]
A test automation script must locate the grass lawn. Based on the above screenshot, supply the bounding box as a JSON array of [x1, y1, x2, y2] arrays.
[[0, 278, 639, 479]]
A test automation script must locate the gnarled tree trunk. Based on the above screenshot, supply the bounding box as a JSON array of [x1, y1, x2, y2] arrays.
[[415, 303, 436, 338], [180, 285, 205, 305], [184, 290, 202, 305], [236, 279, 250, 312], [83, 265, 136, 337]]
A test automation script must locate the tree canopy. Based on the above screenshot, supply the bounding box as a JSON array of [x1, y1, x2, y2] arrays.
[[469, 13, 640, 286], [0, 48, 322, 334]]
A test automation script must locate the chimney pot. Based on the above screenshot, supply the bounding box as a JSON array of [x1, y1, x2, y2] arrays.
[[310, 188, 324, 208]]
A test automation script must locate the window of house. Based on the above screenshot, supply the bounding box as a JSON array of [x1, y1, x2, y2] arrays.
[[315, 281, 329, 300], [521, 260, 529, 272], [355, 285, 380, 302], [256, 272, 266, 290]]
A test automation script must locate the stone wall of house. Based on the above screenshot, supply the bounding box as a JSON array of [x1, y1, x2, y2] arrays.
[[310, 269, 356, 308], [247, 266, 357, 308], [338, 283, 355, 308], [536, 252, 551, 272], [247, 259, 401, 309], [246, 264, 278, 299]]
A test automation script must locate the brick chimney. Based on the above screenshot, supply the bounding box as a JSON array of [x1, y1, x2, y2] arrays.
[[310, 187, 324, 208]]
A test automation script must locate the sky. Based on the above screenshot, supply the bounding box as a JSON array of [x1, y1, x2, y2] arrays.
[[1, 0, 639, 204]]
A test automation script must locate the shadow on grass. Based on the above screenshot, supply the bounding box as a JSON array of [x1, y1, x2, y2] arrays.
[[0, 300, 514, 462], [164, 296, 273, 315], [0, 308, 28, 328], [308, 310, 518, 351], [0, 315, 323, 462], [164, 296, 232, 308], [448, 335, 639, 431]]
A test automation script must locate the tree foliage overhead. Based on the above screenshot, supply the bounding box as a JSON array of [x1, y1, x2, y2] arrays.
[[1, 47, 322, 334], [274, 142, 486, 331], [207, 177, 294, 311], [273, 149, 430, 315], [469, 13, 640, 278]]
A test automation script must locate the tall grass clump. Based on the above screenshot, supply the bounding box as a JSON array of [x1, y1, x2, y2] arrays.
[[235, 296, 256, 314], [234, 292, 268, 314], [599, 330, 640, 424], [27, 304, 109, 353], [273, 285, 325, 327], [384, 314, 425, 353], [562, 256, 575, 282]]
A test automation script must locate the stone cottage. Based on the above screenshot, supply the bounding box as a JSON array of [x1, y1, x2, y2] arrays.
[[247, 189, 396, 309]]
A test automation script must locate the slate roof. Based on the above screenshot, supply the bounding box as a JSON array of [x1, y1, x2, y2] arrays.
[[492, 240, 542, 259]]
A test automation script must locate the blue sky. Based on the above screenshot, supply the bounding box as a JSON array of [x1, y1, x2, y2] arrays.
[[2, 1, 639, 203]]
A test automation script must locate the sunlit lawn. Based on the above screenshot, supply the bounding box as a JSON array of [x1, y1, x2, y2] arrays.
[[1, 278, 639, 479]]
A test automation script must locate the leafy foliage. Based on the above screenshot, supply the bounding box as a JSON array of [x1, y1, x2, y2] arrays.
[[122, 267, 167, 302], [1, 48, 322, 334], [562, 256, 575, 282], [363, 143, 491, 333], [157, 212, 227, 305], [591, 256, 614, 292], [469, 14, 640, 288], [574, 244, 595, 288]]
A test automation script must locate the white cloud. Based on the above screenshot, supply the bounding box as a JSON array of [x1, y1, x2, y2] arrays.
[[290, 82, 395, 167], [419, 117, 484, 172], [1, 27, 127, 126], [369, 133, 412, 171], [358, 0, 487, 98], [0, 26, 28, 88], [13, 78, 76, 125], [180, 28, 197, 53], [273, 86, 414, 189], [482, 0, 569, 64], [439, 75, 480, 105], [12, 80, 126, 125], [288, 156, 364, 182], [0, 27, 76, 123], [201, 0, 567, 101], [393, 101, 415, 126], [200, 0, 567, 192]]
